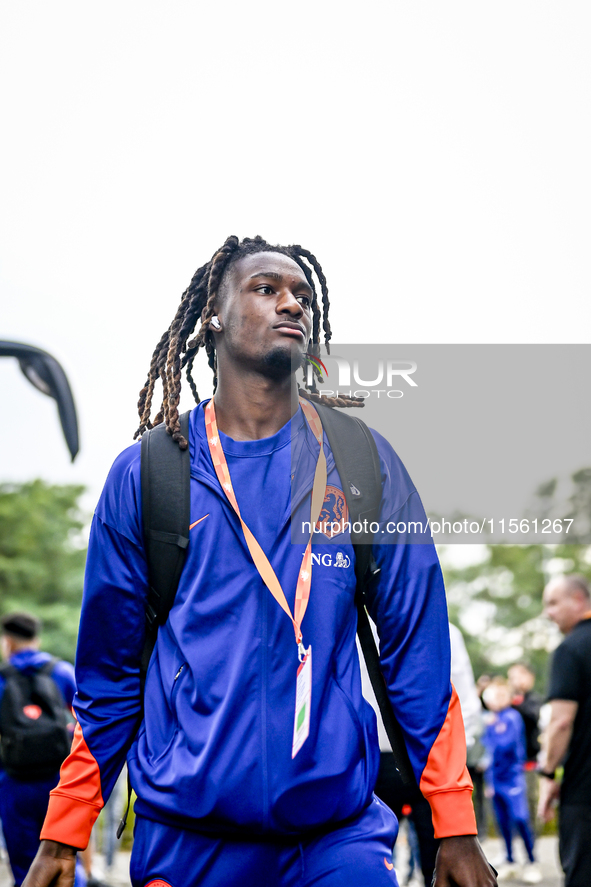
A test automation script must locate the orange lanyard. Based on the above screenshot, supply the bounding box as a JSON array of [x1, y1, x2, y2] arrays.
[[204, 397, 326, 657]]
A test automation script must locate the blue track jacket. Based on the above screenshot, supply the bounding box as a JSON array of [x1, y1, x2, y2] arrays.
[[483, 707, 528, 792], [42, 403, 475, 849]]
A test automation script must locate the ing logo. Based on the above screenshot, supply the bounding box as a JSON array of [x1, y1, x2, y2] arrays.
[[310, 551, 351, 568]]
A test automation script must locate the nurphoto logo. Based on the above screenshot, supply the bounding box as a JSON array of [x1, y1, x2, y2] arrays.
[[305, 354, 418, 400]]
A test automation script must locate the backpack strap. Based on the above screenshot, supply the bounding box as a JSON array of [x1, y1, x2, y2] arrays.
[[0, 658, 56, 679], [39, 657, 58, 676], [38, 657, 68, 706], [139, 411, 191, 696], [312, 402, 381, 565], [0, 662, 17, 679], [314, 402, 416, 786], [118, 412, 192, 840]]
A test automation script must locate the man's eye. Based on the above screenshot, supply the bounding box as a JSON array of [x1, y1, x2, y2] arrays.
[[256, 285, 275, 295], [297, 295, 311, 308]]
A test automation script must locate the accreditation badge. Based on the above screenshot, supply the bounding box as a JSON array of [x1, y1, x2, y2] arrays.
[[292, 645, 312, 758]]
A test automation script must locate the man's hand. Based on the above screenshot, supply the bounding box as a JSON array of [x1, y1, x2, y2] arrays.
[[434, 835, 497, 886], [21, 840, 77, 887], [538, 776, 560, 823]]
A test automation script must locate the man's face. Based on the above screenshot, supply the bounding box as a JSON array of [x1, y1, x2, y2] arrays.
[[483, 683, 511, 712], [543, 580, 583, 634], [508, 664, 534, 694], [214, 251, 313, 379]]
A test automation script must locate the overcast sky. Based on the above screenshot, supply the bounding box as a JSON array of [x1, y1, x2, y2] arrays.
[[1, 2, 590, 518]]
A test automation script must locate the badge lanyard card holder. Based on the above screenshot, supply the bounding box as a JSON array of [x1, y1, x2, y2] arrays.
[[205, 396, 326, 757]]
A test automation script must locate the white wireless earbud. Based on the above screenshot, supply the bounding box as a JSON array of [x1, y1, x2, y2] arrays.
[[210, 316, 221, 330]]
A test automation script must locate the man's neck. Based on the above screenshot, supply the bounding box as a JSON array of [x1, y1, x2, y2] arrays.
[[569, 609, 591, 632], [9, 643, 38, 657], [213, 372, 299, 441]]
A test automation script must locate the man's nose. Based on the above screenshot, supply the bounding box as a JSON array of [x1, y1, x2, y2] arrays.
[[277, 290, 303, 315]]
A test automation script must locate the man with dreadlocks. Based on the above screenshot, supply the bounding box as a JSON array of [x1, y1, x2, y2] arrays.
[[25, 237, 495, 887]]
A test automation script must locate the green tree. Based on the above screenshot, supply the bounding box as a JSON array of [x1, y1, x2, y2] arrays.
[[441, 543, 591, 691], [439, 464, 591, 690], [0, 480, 87, 663]]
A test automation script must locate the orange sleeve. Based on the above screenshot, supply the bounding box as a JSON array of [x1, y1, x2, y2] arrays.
[[40, 722, 104, 850], [419, 684, 477, 838]]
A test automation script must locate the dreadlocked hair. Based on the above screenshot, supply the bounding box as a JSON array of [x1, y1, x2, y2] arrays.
[[135, 235, 363, 448]]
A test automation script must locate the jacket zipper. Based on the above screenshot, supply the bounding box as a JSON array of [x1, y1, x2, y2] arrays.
[[171, 664, 186, 725]]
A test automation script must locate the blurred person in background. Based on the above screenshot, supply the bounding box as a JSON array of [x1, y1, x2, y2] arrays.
[[482, 678, 540, 883], [449, 625, 487, 836], [361, 625, 439, 887], [97, 768, 126, 877], [363, 623, 485, 886], [508, 663, 542, 835], [450, 625, 483, 765], [474, 671, 497, 837], [0, 613, 86, 887], [539, 574, 591, 887], [476, 674, 492, 708]]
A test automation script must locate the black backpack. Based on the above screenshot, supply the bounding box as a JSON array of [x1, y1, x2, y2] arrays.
[[0, 658, 72, 781], [139, 405, 415, 786]]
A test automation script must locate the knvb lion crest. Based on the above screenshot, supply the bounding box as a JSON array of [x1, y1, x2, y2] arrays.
[[315, 485, 349, 538]]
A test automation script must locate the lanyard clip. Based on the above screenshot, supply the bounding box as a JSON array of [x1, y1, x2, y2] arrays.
[[298, 641, 307, 663]]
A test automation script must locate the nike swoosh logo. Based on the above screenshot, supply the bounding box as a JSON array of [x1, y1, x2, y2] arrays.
[[384, 857, 394, 871], [189, 514, 210, 530]]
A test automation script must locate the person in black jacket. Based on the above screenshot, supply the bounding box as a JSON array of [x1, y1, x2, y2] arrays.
[[539, 574, 591, 887]]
